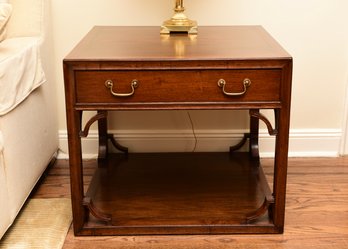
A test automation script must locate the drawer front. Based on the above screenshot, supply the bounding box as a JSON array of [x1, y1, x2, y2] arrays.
[[75, 70, 281, 105]]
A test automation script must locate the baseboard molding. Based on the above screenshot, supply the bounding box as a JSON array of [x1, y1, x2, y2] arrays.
[[58, 129, 342, 159], [341, 83, 348, 155]]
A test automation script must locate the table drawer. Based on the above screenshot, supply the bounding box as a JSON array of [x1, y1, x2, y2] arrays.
[[75, 69, 281, 105]]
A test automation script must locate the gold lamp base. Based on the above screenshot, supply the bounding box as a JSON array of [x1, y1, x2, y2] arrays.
[[161, 0, 197, 34]]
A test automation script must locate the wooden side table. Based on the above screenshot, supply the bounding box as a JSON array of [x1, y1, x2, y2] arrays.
[[63, 26, 292, 235]]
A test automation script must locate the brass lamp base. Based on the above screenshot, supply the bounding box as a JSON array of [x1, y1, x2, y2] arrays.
[[160, 1, 197, 34], [161, 18, 198, 34]]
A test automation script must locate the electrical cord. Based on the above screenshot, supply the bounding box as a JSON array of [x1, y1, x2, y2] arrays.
[[186, 111, 197, 152]]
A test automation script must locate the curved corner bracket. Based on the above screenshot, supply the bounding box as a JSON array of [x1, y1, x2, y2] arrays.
[[230, 133, 250, 153], [108, 134, 129, 154], [245, 197, 274, 224], [249, 110, 278, 136], [83, 197, 112, 223], [79, 112, 108, 137]]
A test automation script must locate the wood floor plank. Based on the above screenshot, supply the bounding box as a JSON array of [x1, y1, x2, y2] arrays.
[[32, 157, 348, 248]]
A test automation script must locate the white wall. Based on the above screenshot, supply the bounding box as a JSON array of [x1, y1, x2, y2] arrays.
[[48, 0, 348, 157]]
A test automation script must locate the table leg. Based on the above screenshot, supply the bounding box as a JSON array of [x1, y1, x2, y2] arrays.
[[249, 109, 260, 160], [97, 111, 109, 162], [229, 109, 260, 159], [97, 111, 128, 162], [66, 110, 86, 234], [272, 108, 290, 232]]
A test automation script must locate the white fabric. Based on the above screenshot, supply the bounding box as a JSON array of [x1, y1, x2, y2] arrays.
[[0, 126, 11, 239], [0, 0, 58, 239], [0, 149, 11, 239], [0, 130, 3, 152], [0, 130, 4, 154], [0, 37, 46, 115], [0, 3, 12, 41], [0, 85, 58, 222]]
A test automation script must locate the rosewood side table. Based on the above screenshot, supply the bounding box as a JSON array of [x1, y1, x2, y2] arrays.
[[63, 26, 292, 236]]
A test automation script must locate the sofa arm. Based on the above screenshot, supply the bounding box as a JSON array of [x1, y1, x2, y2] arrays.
[[6, 0, 44, 39]]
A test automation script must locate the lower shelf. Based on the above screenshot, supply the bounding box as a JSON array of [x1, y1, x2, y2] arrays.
[[80, 152, 278, 235]]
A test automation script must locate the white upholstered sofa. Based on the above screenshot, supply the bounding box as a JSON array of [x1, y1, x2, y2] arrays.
[[0, 0, 58, 238]]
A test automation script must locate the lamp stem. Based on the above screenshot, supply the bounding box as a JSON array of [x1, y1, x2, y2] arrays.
[[175, 0, 184, 11]]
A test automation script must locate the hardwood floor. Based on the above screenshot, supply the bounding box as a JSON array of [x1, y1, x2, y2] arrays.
[[31, 157, 348, 248]]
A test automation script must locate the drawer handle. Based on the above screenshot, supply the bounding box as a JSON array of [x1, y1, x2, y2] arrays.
[[105, 79, 138, 97], [218, 78, 251, 96]]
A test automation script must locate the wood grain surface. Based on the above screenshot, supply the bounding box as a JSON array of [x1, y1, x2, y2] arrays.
[[63, 26, 292, 235], [31, 157, 348, 248]]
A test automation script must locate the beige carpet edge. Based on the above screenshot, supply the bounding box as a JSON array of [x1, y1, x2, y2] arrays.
[[0, 198, 72, 249]]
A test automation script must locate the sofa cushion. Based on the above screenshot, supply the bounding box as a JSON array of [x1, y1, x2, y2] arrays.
[[0, 3, 12, 42], [0, 121, 11, 239], [6, 0, 44, 39], [0, 37, 46, 115], [0, 130, 2, 152], [0, 148, 11, 239]]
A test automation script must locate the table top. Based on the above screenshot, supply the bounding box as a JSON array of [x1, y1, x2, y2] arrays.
[[64, 26, 291, 62]]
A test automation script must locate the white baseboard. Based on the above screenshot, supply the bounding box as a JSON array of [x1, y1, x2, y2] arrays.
[[58, 129, 342, 159], [341, 82, 348, 155]]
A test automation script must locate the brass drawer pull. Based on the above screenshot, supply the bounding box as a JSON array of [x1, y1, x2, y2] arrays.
[[105, 79, 139, 97], [218, 78, 251, 96]]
